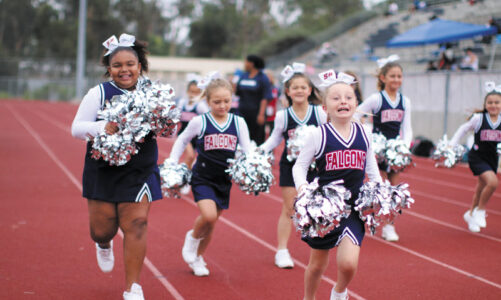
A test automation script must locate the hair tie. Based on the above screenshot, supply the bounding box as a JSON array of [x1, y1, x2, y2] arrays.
[[485, 81, 501, 94], [318, 69, 356, 87], [103, 33, 136, 56], [377, 54, 400, 69], [197, 71, 222, 90], [281, 62, 306, 83]]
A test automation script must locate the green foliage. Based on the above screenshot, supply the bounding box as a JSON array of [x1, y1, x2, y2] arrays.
[[248, 27, 311, 57]]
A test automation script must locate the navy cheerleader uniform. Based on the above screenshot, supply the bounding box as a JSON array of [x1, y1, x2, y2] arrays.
[[303, 122, 370, 249], [279, 105, 323, 186], [369, 91, 409, 172], [191, 113, 242, 209], [468, 113, 501, 175], [82, 81, 162, 203]]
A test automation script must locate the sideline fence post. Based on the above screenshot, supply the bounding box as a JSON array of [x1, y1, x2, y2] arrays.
[[443, 71, 451, 135]]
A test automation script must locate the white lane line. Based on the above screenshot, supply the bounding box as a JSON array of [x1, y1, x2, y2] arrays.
[[260, 192, 501, 290], [401, 172, 501, 199], [7, 104, 185, 300], [179, 196, 367, 300], [411, 189, 501, 216]]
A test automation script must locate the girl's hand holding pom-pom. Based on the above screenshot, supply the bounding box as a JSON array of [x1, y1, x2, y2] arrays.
[[159, 158, 192, 198], [293, 178, 352, 238], [354, 181, 414, 235]]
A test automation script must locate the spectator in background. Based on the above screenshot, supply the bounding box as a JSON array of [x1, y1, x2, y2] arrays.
[[438, 43, 456, 70], [264, 71, 279, 137], [426, 60, 438, 72], [460, 48, 479, 71], [236, 55, 272, 144], [388, 2, 399, 15]]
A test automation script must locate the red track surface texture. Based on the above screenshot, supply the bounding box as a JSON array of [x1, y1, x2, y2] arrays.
[[1, 100, 501, 300]]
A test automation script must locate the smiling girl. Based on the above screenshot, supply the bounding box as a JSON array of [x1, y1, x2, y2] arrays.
[[260, 62, 325, 269], [293, 70, 381, 300], [168, 74, 251, 276], [71, 34, 159, 300], [356, 57, 413, 242], [450, 83, 501, 232]]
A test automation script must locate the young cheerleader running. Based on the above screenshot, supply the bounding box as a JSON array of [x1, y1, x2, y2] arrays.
[[168, 74, 251, 276], [260, 63, 326, 268], [293, 70, 381, 300], [71, 34, 160, 300], [356, 56, 412, 242], [450, 83, 501, 232]]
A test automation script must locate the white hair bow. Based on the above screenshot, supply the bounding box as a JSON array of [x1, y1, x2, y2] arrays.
[[281, 62, 306, 83], [485, 81, 501, 93], [377, 54, 400, 68], [197, 71, 222, 90], [318, 69, 356, 87], [103, 33, 136, 56]]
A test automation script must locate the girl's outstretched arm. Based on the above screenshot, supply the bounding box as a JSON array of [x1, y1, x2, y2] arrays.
[[170, 116, 203, 162]]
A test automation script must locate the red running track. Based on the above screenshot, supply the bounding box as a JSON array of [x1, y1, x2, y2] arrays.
[[1, 100, 501, 300]]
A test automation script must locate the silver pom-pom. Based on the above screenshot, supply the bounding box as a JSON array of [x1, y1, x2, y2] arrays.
[[384, 137, 413, 172], [497, 143, 501, 156], [431, 135, 466, 168], [90, 78, 180, 166], [354, 181, 414, 235], [226, 142, 274, 195], [293, 178, 352, 238], [372, 133, 387, 163], [287, 125, 318, 162], [159, 158, 192, 198]]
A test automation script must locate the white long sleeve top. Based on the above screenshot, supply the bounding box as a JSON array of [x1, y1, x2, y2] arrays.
[[71, 85, 110, 140], [356, 91, 413, 146], [260, 106, 328, 153], [169, 113, 251, 163], [449, 113, 483, 146], [292, 122, 382, 190]]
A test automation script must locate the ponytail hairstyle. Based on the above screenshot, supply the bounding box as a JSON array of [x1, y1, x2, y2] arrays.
[[284, 73, 322, 106], [101, 34, 149, 77], [344, 70, 362, 104], [376, 61, 402, 91]]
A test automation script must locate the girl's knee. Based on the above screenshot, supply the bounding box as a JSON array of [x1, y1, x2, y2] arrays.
[[90, 228, 116, 244], [338, 259, 358, 275], [486, 177, 498, 189], [121, 216, 148, 239]]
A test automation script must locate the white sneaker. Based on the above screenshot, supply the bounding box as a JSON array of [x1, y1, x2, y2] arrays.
[[180, 184, 191, 195], [274, 249, 294, 269], [472, 207, 486, 228], [182, 230, 202, 264], [382, 224, 399, 242], [123, 283, 144, 300], [189, 256, 209, 276], [463, 210, 480, 232], [330, 287, 349, 300], [95, 241, 114, 273]]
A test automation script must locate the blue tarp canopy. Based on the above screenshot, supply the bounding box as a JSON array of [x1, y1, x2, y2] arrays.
[[387, 19, 497, 48]]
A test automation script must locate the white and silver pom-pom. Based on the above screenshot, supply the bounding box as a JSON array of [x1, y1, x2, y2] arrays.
[[384, 137, 413, 172], [159, 158, 192, 198], [431, 135, 466, 168], [497, 143, 501, 156], [372, 133, 387, 163], [286, 125, 318, 162], [90, 78, 180, 166], [293, 178, 352, 238], [354, 181, 414, 235], [226, 142, 274, 195]]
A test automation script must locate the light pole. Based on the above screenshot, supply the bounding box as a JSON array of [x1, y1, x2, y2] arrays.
[[75, 0, 87, 100]]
